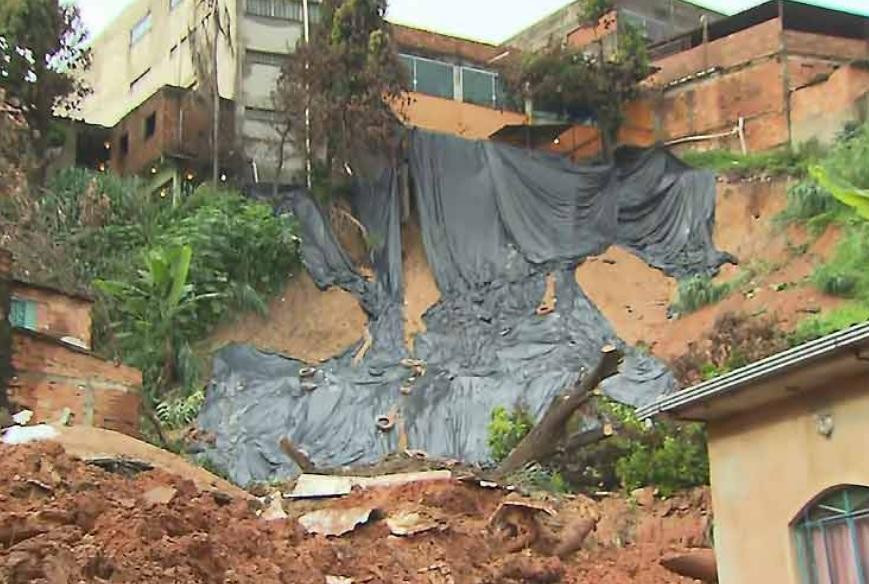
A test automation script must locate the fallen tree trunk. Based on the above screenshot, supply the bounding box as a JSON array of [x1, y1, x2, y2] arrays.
[[495, 345, 622, 479]]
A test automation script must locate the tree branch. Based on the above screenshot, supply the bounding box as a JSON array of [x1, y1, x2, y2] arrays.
[[495, 345, 622, 479]]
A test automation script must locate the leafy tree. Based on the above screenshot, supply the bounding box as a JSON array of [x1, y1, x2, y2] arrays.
[[580, 0, 613, 25], [510, 22, 649, 160], [274, 0, 408, 193], [0, 0, 90, 172]]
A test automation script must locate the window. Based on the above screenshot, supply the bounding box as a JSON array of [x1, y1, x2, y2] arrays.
[[400, 54, 454, 100], [795, 486, 869, 584], [170, 0, 184, 9], [130, 12, 152, 46], [462, 66, 498, 107], [246, 0, 319, 22], [144, 112, 157, 140], [9, 298, 37, 330], [120, 132, 129, 157]]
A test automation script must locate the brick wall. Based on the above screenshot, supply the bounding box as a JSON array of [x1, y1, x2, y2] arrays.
[[109, 87, 235, 176], [783, 30, 868, 61], [653, 58, 789, 151], [392, 24, 503, 65], [11, 282, 93, 349], [787, 56, 840, 90], [791, 64, 869, 145], [9, 330, 142, 437], [566, 11, 618, 50], [649, 18, 782, 87]]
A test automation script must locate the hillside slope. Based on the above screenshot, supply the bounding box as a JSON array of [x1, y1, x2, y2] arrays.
[[211, 176, 842, 368]]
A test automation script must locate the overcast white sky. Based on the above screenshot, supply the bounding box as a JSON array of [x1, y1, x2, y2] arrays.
[[75, 0, 869, 44]]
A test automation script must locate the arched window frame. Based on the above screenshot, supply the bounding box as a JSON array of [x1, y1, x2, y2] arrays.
[[793, 485, 869, 584]]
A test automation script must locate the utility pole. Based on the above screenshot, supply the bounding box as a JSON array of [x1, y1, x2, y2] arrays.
[[302, 0, 312, 190]]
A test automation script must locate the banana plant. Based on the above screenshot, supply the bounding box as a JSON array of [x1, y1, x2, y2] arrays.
[[95, 245, 219, 398], [809, 164, 869, 220]]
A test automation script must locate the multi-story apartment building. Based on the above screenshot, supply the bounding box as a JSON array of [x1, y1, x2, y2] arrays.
[[81, 0, 321, 189], [80, 0, 526, 192]]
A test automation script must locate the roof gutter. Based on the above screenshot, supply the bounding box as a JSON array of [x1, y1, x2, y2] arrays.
[[637, 322, 869, 421]]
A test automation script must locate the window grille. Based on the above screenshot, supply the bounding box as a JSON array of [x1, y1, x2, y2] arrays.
[[795, 486, 869, 584]]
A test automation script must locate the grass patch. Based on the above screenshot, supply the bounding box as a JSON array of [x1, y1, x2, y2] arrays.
[[671, 263, 771, 315], [811, 222, 869, 300], [671, 275, 730, 313], [681, 147, 814, 177], [777, 180, 849, 234], [791, 303, 869, 345]]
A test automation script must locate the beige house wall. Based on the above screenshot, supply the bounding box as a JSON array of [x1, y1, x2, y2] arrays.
[[707, 374, 869, 584]]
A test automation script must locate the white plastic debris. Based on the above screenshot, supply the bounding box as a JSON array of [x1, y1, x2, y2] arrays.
[[12, 409, 33, 425], [2, 424, 59, 445]]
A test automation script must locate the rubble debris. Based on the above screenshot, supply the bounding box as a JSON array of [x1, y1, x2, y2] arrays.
[[1, 424, 59, 445], [141, 485, 177, 505], [496, 555, 565, 583], [386, 507, 444, 536], [87, 457, 153, 477], [288, 471, 453, 499], [261, 495, 289, 521], [298, 506, 377, 537], [660, 549, 718, 582], [11, 410, 33, 425], [280, 437, 316, 473], [50, 425, 249, 499], [299, 366, 317, 378], [552, 516, 598, 558], [0, 442, 713, 582], [375, 410, 396, 432], [289, 474, 353, 498]]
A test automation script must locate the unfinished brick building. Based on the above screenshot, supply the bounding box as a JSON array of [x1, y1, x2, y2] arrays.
[[646, 0, 868, 152], [1, 250, 142, 437]]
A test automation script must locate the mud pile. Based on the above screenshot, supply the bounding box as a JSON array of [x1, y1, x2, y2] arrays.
[[1, 443, 711, 583]]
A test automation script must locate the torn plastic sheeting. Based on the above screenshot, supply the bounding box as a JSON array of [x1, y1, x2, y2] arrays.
[[197, 130, 733, 485]]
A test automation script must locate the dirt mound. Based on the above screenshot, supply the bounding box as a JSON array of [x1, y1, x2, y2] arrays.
[[1, 443, 709, 583]]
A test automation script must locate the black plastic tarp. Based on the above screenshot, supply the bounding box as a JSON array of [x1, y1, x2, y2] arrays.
[[195, 130, 733, 486]]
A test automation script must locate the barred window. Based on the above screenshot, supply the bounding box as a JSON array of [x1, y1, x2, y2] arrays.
[[794, 485, 869, 584], [246, 0, 319, 22], [462, 67, 497, 108], [9, 298, 37, 330]]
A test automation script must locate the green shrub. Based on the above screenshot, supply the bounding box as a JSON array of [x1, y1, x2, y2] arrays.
[[811, 223, 869, 301], [777, 180, 846, 233], [487, 406, 534, 463], [596, 399, 710, 497], [791, 304, 869, 345], [10, 169, 302, 421], [615, 425, 709, 497], [672, 275, 730, 313], [157, 388, 206, 430]]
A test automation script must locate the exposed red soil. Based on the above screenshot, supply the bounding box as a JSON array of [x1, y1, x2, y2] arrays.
[[0, 443, 710, 583], [579, 177, 844, 360], [211, 177, 843, 369]]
